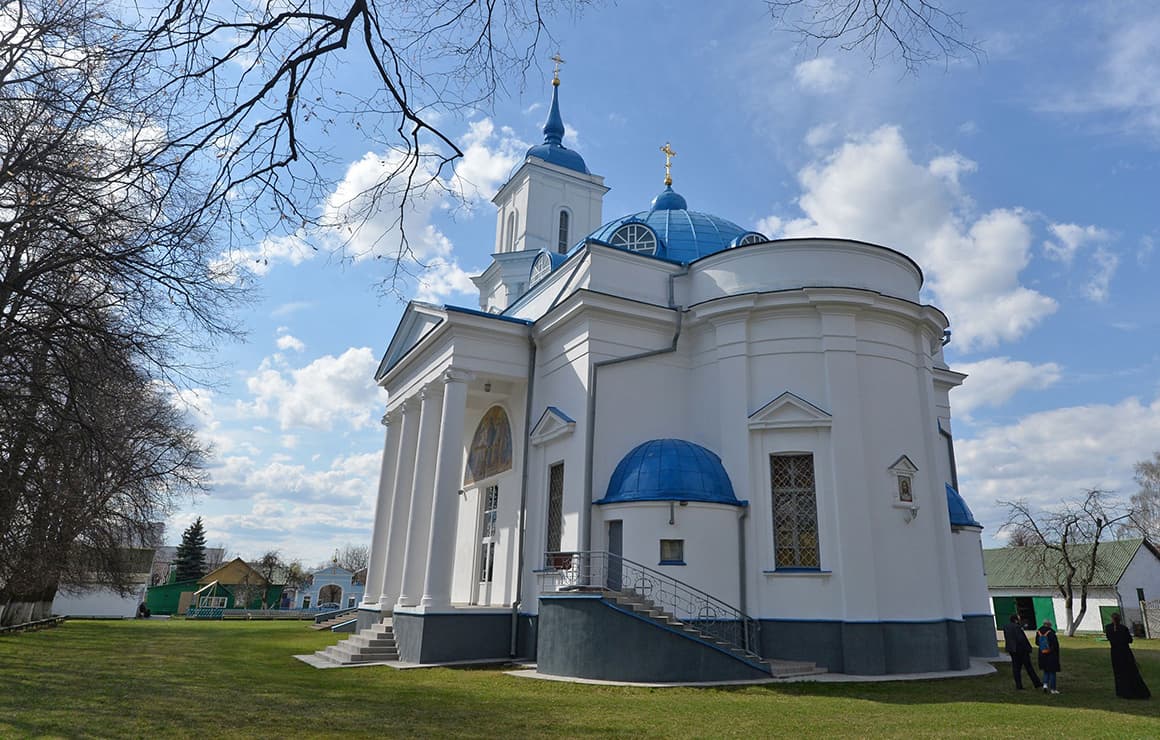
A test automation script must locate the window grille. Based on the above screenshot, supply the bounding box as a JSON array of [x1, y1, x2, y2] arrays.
[[610, 223, 657, 255], [659, 539, 684, 564], [771, 454, 820, 569], [547, 463, 564, 552]]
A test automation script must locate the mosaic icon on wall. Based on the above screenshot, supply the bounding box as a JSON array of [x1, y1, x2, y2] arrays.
[[464, 405, 513, 486]]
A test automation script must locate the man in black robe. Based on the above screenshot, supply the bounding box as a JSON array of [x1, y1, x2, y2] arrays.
[[1002, 614, 1041, 690], [1105, 613, 1151, 699]]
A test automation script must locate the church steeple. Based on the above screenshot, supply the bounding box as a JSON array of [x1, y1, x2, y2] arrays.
[[524, 55, 587, 174], [542, 84, 565, 147]]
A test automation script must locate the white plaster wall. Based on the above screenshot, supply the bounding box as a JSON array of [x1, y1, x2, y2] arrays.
[[685, 240, 922, 306], [1117, 545, 1160, 625], [597, 502, 742, 612], [52, 586, 144, 617], [989, 587, 1120, 633], [953, 528, 992, 617]]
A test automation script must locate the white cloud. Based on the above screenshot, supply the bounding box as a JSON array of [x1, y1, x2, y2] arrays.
[[240, 347, 383, 431], [271, 301, 314, 318], [276, 334, 305, 352], [452, 118, 529, 202], [1043, 222, 1111, 264], [414, 257, 478, 303], [804, 123, 837, 149], [951, 357, 1062, 419], [770, 126, 1057, 351], [957, 394, 1160, 536], [209, 232, 315, 281], [1083, 247, 1119, 303], [793, 58, 848, 93], [1041, 15, 1160, 139]]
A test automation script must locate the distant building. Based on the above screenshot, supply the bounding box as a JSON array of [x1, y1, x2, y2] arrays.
[[984, 538, 1160, 632], [51, 548, 156, 618], [148, 545, 225, 586], [299, 565, 366, 609]]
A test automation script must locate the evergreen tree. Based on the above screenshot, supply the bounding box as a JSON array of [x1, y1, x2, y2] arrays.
[[173, 518, 208, 583]]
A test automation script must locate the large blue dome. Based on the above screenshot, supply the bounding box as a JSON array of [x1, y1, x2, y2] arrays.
[[596, 439, 743, 506], [585, 187, 758, 262]]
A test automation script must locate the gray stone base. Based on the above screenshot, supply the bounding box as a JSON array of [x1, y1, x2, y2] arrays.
[[392, 609, 517, 664], [759, 618, 971, 675], [964, 613, 1000, 658], [537, 595, 770, 683], [352, 607, 383, 631]]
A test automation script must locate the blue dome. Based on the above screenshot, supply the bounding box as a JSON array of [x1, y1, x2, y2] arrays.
[[596, 439, 743, 506], [586, 191, 750, 263], [946, 484, 982, 528], [525, 84, 588, 174]]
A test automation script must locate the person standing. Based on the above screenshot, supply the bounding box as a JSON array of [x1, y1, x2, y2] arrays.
[[1036, 620, 1060, 694], [1105, 613, 1151, 700], [1003, 614, 1042, 690]]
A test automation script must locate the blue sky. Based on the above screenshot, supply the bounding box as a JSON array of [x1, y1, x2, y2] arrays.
[[172, 1, 1160, 564]]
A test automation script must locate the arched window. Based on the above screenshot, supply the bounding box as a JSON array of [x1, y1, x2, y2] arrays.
[[530, 252, 553, 284], [736, 232, 767, 247], [464, 406, 513, 486], [505, 211, 518, 251], [557, 210, 570, 254], [609, 223, 657, 255]]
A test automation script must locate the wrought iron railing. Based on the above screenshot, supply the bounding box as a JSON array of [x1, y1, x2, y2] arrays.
[[538, 551, 762, 663]]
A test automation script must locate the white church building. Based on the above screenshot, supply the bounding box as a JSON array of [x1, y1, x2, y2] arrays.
[[351, 71, 998, 681]]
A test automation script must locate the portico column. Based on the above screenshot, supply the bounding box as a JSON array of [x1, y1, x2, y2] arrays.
[[396, 384, 443, 607], [420, 368, 474, 609], [362, 408, 399, 606], [379, 396, 420, 609]]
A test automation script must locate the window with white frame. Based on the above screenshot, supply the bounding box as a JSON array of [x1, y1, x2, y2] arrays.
[[609, 223, 657, 255], [771, 454, 820, 569]]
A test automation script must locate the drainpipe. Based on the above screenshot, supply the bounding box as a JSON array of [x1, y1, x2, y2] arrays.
[[510, 332, 537, 657], [738, 505, 749, 615], [582, 265, 690, 553]]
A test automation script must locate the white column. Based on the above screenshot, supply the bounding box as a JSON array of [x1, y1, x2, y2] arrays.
[[362, 408, 399, 606], [420, 368, 473, 609], [396, 384, 442, 607], [379, 396, 420, 609]]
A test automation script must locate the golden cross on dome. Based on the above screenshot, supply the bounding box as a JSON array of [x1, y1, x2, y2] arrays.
[[660, 142, 677, 186], [551, 53, 565, 86]]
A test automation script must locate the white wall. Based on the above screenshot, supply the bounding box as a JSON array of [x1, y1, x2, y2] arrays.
[[52, 586, 144, 618], [1116, 544, 1160, 625]]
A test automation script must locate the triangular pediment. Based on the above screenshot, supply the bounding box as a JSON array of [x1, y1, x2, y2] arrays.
[[748, 392, 832, 430], [530, 406, 576, 445], [375, 302, 446, 380], [888, 455, 919, 474]]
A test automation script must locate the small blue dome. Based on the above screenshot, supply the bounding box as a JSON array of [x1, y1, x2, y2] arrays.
[[946, 484, 982, 528], [585, 196, 750, 263], [650, 186, 687, 211], [597, 439, 743, 506], [525, 84, 588, 174]]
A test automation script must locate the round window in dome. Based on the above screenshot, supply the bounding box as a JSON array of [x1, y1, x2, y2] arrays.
[[530, 251, 553, 284], [610, 223, 658, 255], [734, 231, 768, 247]]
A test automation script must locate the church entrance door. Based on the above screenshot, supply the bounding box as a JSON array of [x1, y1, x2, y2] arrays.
[[473, 485, 500, 605], [606, 520, 623, 591]]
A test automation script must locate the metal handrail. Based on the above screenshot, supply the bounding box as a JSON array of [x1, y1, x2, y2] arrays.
[[539, 551, 762, 663]]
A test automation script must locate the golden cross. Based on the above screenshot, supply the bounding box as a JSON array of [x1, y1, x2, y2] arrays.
[[551, 53, 565, 85], [660, 142, 677, 186]]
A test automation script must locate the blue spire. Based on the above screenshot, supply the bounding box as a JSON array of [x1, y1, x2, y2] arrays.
[[525, 77, 588, 174], [543, 84, 565, 147]]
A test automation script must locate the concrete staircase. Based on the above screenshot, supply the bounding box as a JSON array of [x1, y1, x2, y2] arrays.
[[608, 591, 824, 678], [310, 611, 358, 631], [313, 619, 398, 665]]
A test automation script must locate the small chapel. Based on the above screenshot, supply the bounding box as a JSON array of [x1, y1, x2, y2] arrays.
[[348, 64, 998, 681]]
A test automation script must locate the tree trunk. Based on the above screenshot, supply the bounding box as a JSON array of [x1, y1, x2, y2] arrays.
[[0, 582, 60, 627]]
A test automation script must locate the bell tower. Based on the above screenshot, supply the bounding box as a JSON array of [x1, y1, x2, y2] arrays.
[[473, 58, 609, 311]]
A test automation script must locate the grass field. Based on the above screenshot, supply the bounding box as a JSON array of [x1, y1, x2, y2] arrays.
[[1, 620, 1157, 738]]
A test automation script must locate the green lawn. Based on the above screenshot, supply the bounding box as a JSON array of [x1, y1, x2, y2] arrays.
[[1, 621, 1157, 738]]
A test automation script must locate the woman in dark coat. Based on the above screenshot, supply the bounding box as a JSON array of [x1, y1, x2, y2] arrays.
[[1105, 612, 1151, 699], [1036, 621, 1061, 694]]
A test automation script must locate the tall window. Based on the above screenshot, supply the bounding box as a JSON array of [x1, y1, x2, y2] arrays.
[[478, 485, 499, 583], [505, 211, 517, 251], [546, 463, 564, 554], [771, 454, 820, 569], [557, 210, 570, 253]]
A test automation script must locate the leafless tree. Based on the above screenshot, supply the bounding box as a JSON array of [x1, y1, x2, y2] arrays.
[[1000, 490, 1134, 636], [766, 1, 981, 72], [336, 543, 370, 573], [1122, 452, 1160, 542]]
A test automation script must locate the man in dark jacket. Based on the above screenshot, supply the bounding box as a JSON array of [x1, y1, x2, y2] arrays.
[[1003, 614, 1042, 690]]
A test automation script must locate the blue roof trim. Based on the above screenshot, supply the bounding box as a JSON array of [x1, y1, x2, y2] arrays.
[[946, 483, 982, 528], [596, 438, 743, 506], [443, 304, 533, 325], [545, 405, 575, 423]]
